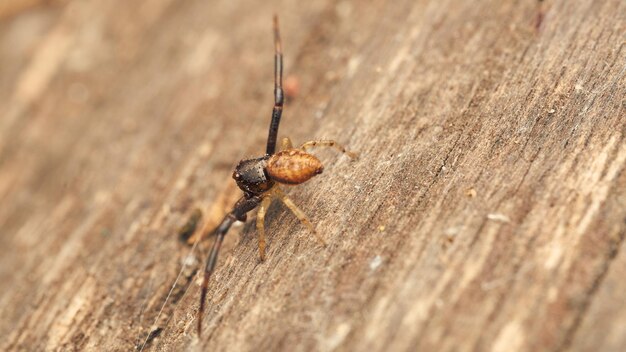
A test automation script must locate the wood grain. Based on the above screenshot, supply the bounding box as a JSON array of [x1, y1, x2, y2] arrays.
[[0, 0, 624, 351]]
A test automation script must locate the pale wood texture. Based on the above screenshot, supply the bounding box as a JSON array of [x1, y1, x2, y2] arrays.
[[0, 0, 624, 351]]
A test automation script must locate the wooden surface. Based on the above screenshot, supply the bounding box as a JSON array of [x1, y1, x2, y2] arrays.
[[0, 0, 624, 351]]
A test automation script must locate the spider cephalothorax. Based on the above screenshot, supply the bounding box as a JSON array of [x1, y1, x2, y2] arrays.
[[197, 16, 357, 336], [232, 156, 273, 196]]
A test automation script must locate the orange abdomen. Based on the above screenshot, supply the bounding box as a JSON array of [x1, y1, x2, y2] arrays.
[[266, 149, 323, 184]]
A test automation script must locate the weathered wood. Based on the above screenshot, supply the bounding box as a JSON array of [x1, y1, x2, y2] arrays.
[[0, 0, 624, 351]]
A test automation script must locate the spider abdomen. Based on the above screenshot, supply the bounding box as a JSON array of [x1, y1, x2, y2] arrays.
[[266, 149, 323, 184]]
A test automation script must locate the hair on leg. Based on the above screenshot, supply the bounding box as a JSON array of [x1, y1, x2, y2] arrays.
[[299, 140, 358, 159]]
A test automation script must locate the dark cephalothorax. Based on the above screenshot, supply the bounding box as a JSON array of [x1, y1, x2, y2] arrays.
[[232, 156, 273, 197]]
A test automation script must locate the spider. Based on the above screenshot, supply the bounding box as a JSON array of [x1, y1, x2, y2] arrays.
[[196, 16, 357, 336]]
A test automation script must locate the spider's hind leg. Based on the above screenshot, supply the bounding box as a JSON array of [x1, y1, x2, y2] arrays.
[[273, 187, 326, 246], [256, 196, 272, 261], [299, 140, 358, 159]]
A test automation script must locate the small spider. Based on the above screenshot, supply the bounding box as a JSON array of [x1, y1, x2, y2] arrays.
[[196, 16, 357, 335]]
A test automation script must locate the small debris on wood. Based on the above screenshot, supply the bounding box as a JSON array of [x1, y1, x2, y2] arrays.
[[136, 326, 162, 350], [284, 75, 300, 99], [369, 255, 383, 271], [443, 226, 461, 247], [181, 254, 200, 277], [486, 213, 511, 223]]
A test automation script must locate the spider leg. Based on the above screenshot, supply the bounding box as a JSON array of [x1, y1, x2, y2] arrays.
[[266, 16, 284, 155], [197, 195, 261, 336], [299, 140, 358, 159], [256, 196, 273, 261], [273, 187, 326, 246], [281, 137, 293, 150]]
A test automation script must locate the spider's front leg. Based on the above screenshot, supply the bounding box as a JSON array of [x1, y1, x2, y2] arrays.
[[266, 16, 284, 155], [197, 195, 261, 336]]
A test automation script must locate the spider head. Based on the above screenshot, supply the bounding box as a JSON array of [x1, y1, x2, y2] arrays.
[[233, 156, 274, 196]]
